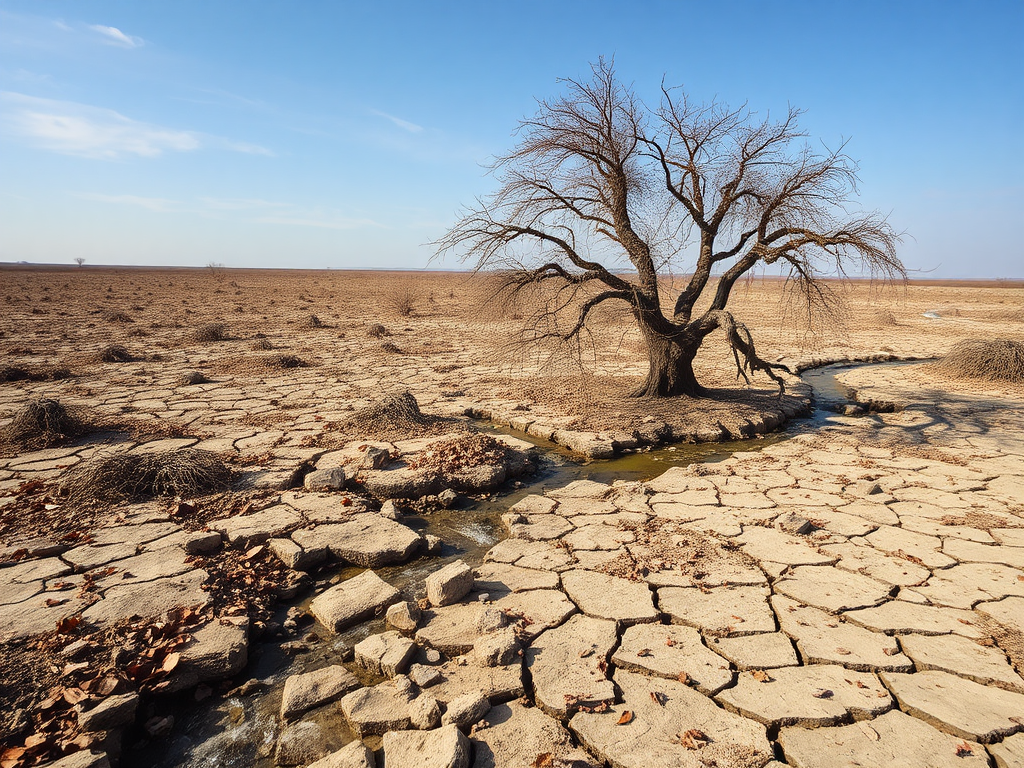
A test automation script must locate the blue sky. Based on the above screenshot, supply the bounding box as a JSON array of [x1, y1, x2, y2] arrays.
[[0, 1, 1021, 277]]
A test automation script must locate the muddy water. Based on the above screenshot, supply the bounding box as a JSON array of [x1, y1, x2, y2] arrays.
[[126, 366, 870, 767]]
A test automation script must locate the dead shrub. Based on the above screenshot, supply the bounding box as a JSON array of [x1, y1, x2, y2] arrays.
[[97, 345, 133, 363], [408, 433, 514, 473], [191, 323, 228, 343], [381, 341, 403, 354], [384, 286, 419, 317], [0, 398, 92, 450], [0, 366, 73, 384], [931, 338, 1024, 384], [103, 311, 133, 323], [346, 391, 444, 438], [307, 315, 324, 328], [59, 448, 231, 503], [252, 337, 274, 351], [265, 354, 308, 369], [367, 324, 391, 338]]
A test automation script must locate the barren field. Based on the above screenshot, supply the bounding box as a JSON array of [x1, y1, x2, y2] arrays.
[[1, 266, 1023, 768]]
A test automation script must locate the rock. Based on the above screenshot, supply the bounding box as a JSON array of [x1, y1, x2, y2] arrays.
[[990, 732, 1024, 768], [470, 701, 599, 768], [442, 690, 490, 729], [778, 709, 989, 768], [472, 563, 559, 594], [275, 720, 338, 766], [820, 541, 930, 586], [354, 631, 417, 677], [293, 515, 422, 568], [80, 570, 209, 630], [774, 565, 894, 612], [438, 488, 458, 508], [976, 595, 1024, 634], [736, 526, 835, 566], [339, 679, 414, 736], [209, 505, 302, 549], [559, 569, 658, 625], [716, 665, 893, 727], [42, 752, 111, 768], [386, 601, 421, 633], [472, 628, 519, 667], [490, 588, 576, 640], [899, 633, 1024, 691], [475, 607, 507, 634], [843, 600, 987, 639], [504, 514, 573, 542], [76, 692, 139, 732], [775, 512, 813, 535], [304, 467, 347, 492], [269, 538, 327, 571], [424, 534, 444, 556], [427, 560, 475, 607], [417, 603, 490, 656], [309, 570, 401, 632], [280, 665, 360, 720], [163, 617, 249, 692], [427, 659, 525, 706], [879, 670, 1024, 743], [408, 663, 443, 688], [612, 623, 733, 695], [382, 725, 470, 768], [526, 614, 617, 717], [570, 669, 773, 768], [864, 526, 955, 569], [771, 595, 911, 671], [179, 531, 223, 555], [706, 633, 800, 670], [305, 741, 375, 768], [407, 694, 441, 729], [659, 585, 776, 636], [379, 500, 401, 520]]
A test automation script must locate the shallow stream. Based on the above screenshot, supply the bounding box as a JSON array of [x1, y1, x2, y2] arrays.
[[126, 361, 896, 767]]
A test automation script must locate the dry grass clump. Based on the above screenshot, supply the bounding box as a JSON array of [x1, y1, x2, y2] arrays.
[[306, 314, 324, 328], [97, 344, 133, 363], [0, 398, 92, 450], [0, 365, 73, 383], [367, 324, 391, 338], [266, 354, 308, 369], [103, 311, 133, 323], [384, 286, 418, 317], [345, 390, 458, 439], [252, 337, 274, 350], [59, 448, 231, 503], [191, 323, 228, 343], [931, 338, 1024, 384], [381, 341, 403, 354]]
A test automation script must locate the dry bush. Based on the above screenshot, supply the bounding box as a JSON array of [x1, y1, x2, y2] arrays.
[[931, 338, 1024, 384], [383, 285, 419, 317], [252, 337, 274, 350], [264, 354, 308, 369], [0, 398, 92, 450], [96, 345, 132, 363], [381, 341, 403, 354], [306, 314, 324, 328], [59, 449, 231, 503], [103, 311, 133, 323], [0, 366, 73, 383], [191, 323, 228, 343], [344, 390, 459, 439], [408, 433, 514, 472], [367, 324, 391, 338]]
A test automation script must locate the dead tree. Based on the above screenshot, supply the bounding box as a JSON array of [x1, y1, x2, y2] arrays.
[[437, 59, 904, 397]]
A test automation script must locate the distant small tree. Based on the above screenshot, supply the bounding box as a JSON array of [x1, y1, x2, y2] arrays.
[[437, 59, 904, 397], [207, 262, 226, 282], [74, 257, 86, 267]]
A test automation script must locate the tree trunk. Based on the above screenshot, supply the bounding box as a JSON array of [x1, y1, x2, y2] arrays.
[[632, 326, 706, 397]]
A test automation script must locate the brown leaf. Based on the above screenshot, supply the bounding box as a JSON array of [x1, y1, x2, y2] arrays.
[[650, 691, 667, 706], [679, 728, 709, 750], [665, 637, 677, 647], [676, 671, 691, 684], [955, 741, 973, 756], [161, 652, 181, 673], [812, 688, 833, 699], [531, 754, 554, 768], [882, 647, 898, 656], [636, 648, 653, 657], [616, 711, 634, 725], [857, 722, 880, 741], [750, 670, 771, 683]]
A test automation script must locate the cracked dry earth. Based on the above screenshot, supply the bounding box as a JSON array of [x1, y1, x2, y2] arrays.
[[4, 364, 1024, 768]]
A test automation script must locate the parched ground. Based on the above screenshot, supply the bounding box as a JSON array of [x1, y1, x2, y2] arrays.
[[1, 267, 1023, 768]]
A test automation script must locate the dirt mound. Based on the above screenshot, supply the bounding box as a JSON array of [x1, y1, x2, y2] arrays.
[[348, 390, 436, 438], [931, 338, 1024, 384], [0, 398, 92, 450], [191, 323, 228, 342], [58, 448, 231, 503], [96, 345, 133, 363]]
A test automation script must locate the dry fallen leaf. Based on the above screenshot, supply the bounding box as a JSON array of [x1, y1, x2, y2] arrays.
[[676, 671, 691, 684], [531, 754, 554, 768], [617, 711, 634, 725], [955, 742, 973, 757], [679, 729, 709, 750], [750, 670, 771, 683], [637, 648, 653, 657], [812, 688, 834, 699], [650, 691, 667, 706]]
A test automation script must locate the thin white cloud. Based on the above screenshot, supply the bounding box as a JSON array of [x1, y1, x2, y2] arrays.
[[0, 92, 273, 159], [369, 108, 423, 133], [255, 214, 381, 230], [88, 24, 143, 49], [77, 192, 180, 211], [199, 197, 292, 211]]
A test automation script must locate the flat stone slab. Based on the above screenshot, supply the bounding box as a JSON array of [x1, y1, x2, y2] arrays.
[[82, 570, 210, 629], [774, 565, 893, 613], [306, 741, 374, 768], [705, 633, 799, 670], [778, 709, 990, 768], [491, 588, 577, 640], [880, 670, 1024, 743], [945, 538, 1024, 569], [659, 585, 776, 636], [354, 631, 416, 677], [900, 633, 1024, 691], [989, 732, 1024, 768], [914, 562, 1024, 609], [470, 701, 599, 768], [339, 679, 414, 736], [484, 539, 573, 572], [612, 623, 733, 695], [526, 614, 617, 717], [383, 725, 469, 768], [210, 505, 302, 548], [309, 570, 401, 632], [570, 668, 773, 768], [165, 616, 249, 692], [293, 514, 422, 567], [280, 664, 360, 719], [426, 660, 525, 705], [562, 523, 635, 551], [416, 603, 490, 656], [472, 562, 559, 594], [736, 527, 836, 566], [0, 590, 92, 640], [505, 514, 574, 541], [864, 526, 956, 569], [772, 595, 912, 671], [716, 664, 892, 727], [560, 569, 658, 625], [843, 600, 987, 639], [820, 541, 930, 587]]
